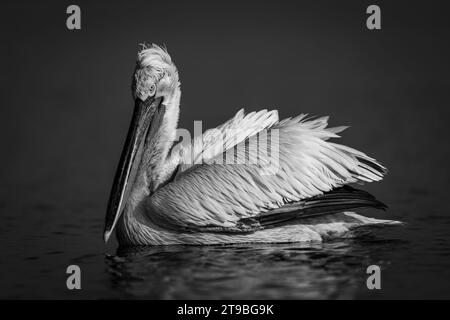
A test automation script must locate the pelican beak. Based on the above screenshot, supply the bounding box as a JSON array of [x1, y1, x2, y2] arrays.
[[103, 96, 162, 243]]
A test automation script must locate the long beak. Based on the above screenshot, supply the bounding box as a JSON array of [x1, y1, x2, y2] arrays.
[[103, 96, 162, 243]]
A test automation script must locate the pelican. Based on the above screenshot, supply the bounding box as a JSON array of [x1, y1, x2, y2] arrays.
[[104, 44, 399, 246]]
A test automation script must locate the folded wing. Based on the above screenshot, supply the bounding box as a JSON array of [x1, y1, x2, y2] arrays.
[[146, 112, 386, 232]]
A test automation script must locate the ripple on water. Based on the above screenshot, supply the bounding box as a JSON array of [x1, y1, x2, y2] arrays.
[[97, 237, 405, 299], [2, 196, 450, 299]]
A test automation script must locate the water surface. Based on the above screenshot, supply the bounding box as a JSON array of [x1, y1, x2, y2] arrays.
[[1, 194, 450, 299]]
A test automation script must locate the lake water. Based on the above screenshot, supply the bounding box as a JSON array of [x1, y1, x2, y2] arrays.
[[1, 186, 450, 299]]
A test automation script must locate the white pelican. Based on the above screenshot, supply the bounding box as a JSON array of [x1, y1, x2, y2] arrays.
[[104, 44, 399, 246]]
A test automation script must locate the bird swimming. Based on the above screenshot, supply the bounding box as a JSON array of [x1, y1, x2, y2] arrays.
[[104, 44, 400, 246]]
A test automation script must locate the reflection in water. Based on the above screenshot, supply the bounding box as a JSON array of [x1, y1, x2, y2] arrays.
[[105, 235, 405, 299]]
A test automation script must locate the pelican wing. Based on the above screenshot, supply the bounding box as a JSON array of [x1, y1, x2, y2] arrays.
[[146, 114, 386, 232], [171, 108, 279, 174]]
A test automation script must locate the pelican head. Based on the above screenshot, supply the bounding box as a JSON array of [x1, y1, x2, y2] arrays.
[[104, 44, 180, 243], [132, 44, 179, 101]]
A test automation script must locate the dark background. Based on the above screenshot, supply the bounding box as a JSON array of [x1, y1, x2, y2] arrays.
[[1, 0, 449, 299]]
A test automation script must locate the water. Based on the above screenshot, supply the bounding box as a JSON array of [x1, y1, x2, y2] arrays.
[[1, 192, 450, 299]]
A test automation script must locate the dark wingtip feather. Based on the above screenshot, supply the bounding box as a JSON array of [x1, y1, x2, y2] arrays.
[[357, 156, 388, 176], [249, 186, 388, 228]]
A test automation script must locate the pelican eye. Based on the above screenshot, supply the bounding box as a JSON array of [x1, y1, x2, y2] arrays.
[[149, 84, 156, 95]]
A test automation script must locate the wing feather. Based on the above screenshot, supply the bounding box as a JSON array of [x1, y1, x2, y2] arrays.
[[172, 108, 279, 175]]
